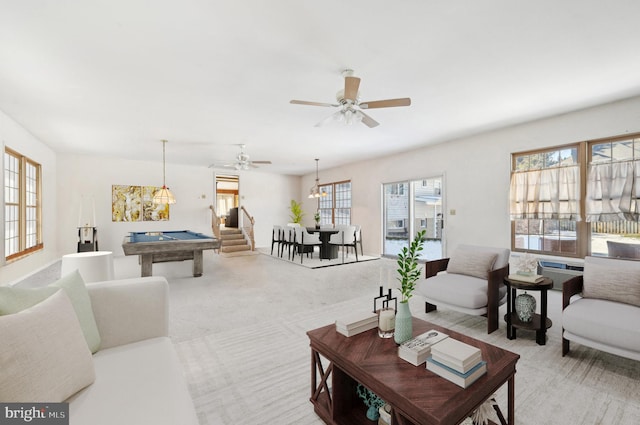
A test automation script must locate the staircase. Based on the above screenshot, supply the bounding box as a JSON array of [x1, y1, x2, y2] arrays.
[[219, 228, 252, 253]]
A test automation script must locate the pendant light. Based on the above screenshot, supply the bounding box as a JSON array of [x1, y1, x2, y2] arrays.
[[153, 140, 176, 204], [308, 158, 327, 198]]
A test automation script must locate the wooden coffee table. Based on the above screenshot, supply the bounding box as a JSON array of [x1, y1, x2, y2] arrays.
[[307, 317, 520, 425]]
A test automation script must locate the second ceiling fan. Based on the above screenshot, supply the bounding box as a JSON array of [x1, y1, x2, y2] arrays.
[[290, 69, 411, 128]]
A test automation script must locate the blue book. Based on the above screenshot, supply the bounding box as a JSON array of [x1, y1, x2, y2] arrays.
[[426, 357, 487, 388]]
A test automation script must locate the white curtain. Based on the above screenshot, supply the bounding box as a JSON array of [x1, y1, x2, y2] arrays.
[[510, 165, 580, 220], [586, 161, 640, 222]]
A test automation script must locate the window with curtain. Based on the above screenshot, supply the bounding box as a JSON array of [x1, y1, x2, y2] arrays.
[[510, 146, 581, 255], [586, 137, 640, 257], [4, 147, 43, 261]]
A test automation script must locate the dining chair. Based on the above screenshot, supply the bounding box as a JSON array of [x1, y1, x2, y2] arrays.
[[293, 227, 322, 264], [354, 224, 363, 256], [328, 225, 358, 263], [271, 225, 284, 256]]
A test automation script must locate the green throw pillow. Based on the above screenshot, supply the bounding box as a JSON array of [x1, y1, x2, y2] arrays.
[[0, 270, 101, 353]]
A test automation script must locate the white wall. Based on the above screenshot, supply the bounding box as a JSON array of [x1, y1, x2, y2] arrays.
[[3, 94, 640, 284], [55, 154, 300, 256], [0, 110, 58, 285], [301, 95, 640, 257]]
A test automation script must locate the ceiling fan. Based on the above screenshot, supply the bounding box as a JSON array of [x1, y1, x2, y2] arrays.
[[290, 69, 411, 128], [209, 144, 272, 170]]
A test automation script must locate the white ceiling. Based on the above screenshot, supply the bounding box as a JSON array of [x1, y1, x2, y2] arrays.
[[2, 1, 640, 175]]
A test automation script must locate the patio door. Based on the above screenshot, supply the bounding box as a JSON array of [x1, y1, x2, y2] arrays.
[[383, 176, 444, 260]]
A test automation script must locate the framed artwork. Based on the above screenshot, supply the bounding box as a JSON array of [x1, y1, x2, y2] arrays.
[[112, 185, 169, 222]]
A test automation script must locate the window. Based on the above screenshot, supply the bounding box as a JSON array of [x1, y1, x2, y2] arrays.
[[586, 136, 640, 257], [510, 145, 582, 256], [318, 181, 351, 225], [510, 132, 640, 258], [4, 148, 43, 261]]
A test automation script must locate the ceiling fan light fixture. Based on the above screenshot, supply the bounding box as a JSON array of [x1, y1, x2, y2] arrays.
[[153, 140, 176, 205]]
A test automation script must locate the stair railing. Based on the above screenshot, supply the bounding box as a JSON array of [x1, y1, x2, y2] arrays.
[[210, 205, 221, 240], [240, 206, 255, 251]]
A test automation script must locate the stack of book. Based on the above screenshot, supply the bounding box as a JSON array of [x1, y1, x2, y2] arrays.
[[335, 311, 378, 337], [398, 330, 449, 366], [508, 273, 544, 283], [426, 338, 486, 388]]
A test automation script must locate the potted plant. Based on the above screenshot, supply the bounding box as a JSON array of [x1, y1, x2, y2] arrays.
[[313, 211, 321, 229], [289, 200, 304, 224], [394, 229, 426, 344]]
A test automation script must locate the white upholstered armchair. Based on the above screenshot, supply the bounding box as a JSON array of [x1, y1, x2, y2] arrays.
[[415, 245, 510, 334]]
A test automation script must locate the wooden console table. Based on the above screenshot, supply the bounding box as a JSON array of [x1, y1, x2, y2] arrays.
[[307, 317, 519, 425]]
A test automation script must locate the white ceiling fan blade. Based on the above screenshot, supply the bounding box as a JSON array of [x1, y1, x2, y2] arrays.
[[357, 110, 380, 128], [359, 98, 411, 109], [290, 100, 337, 107], [251, 160, 272, 164]]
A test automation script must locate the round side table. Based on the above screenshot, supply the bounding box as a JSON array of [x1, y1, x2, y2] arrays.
[[61, 251, 114, 283], [504, 276, 553, 345]]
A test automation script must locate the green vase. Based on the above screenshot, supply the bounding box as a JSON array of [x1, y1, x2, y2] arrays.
[[394, 301, 413, 344]]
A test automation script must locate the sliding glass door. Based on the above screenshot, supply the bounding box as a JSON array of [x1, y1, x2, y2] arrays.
[[383, 176, 444, 260]]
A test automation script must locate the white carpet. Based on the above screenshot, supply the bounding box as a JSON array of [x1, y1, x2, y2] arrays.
[[15, 252, 640, 425]]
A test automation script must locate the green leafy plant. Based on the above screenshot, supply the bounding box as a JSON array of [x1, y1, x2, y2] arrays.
[[397, 230, 426, 303], [289, 199, 304, 224], [313, 211, 321, 223]]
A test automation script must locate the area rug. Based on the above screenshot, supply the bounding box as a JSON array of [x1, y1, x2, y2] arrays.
[[258, 248, 379, 269], [174, 294, 640, 425]]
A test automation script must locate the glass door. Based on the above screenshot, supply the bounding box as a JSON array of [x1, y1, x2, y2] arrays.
[[383, 176, 444, 260]]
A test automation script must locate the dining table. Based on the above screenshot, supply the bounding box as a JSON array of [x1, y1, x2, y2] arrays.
[[306, 227, 339, 260]]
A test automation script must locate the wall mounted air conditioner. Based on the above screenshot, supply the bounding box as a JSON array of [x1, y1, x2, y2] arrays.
[[537, 260, 584, 290]]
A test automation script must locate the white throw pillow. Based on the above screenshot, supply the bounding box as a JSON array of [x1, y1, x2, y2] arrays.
[[583, 259, 640, 307], [0, 270, 101, 353], [447, 247, 498, 280], [0, 290, 96, 402]]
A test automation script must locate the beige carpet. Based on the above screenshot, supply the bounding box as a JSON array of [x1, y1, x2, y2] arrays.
[[16, 252, 640, 425]]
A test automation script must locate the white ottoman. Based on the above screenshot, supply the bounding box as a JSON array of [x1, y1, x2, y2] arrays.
[[61, 251, 114, 283]]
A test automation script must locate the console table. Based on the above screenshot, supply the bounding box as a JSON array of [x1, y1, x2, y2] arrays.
[[307, 317, 520, 425]]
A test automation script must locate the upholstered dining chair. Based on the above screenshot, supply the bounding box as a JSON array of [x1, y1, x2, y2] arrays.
[[354, 224, 363, 256], [281, 223, 300, 259], [293, 227, 322, 264], [271, 225, 284, 256], [415, 245, 510, 334], [328, 225, 358, 263]]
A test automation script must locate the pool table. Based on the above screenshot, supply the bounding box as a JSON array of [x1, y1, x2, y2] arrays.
[[122, 230, 220, 277]]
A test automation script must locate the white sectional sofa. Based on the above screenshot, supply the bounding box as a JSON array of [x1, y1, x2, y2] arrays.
[[0, 274, 199, 425], [562, 256, 640, 361]]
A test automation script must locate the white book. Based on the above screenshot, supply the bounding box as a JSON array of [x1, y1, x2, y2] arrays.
[[431, 338, 482, 373], [426, 357, 487, 388], [335, 311, 378, 330], [336, 320, 377, 337], [398, 330, 449, 366], [508, 273, 544, 283]]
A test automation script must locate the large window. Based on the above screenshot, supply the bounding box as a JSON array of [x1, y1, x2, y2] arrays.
[[4, 148, 43, 261], [318, 181, 351, 225], [511, 133, 640, 258]]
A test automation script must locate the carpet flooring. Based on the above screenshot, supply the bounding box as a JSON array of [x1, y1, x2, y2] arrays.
[[14, 251, 640, 425]]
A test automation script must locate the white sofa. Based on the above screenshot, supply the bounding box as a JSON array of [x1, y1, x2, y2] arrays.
[[0, 275, 199, 425], [562, 256, 640, 361]]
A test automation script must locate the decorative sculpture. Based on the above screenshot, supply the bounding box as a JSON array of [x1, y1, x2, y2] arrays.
[[356, 383, 386, 421]]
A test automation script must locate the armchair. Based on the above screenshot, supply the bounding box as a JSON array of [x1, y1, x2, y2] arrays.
[[415, 245, 510, 334]]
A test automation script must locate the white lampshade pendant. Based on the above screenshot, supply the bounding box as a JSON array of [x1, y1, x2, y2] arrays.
[[153, 140, 176, 205]]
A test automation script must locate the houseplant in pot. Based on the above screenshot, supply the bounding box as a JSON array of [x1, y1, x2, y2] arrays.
[[395, 230, 426, 344], [313, 211, 321, 229]]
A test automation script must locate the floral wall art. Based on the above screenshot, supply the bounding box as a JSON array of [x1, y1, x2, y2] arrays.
[[111, 185, 169, 222]]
